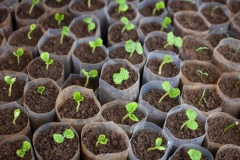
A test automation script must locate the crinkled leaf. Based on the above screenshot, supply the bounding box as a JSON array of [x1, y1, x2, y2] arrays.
[[126, 102, 138, 113], [113, 73, 123, 84], [174, 37, 183, 48], [187, 120, 198, 130], [188, 149, 202, 160], [129, 114, 139, 122], [169, 88, 180, 98], [186, 109, 197, 120], [135, 42, 143, 55], [162, 81, 171, 93], [167, 32, 174, 45], [120, 67, 129, 80], [89, 70, 98, 77], [53, 134, 64, 143], [163, 55, 173, 63], [63, 129, 74, 139]]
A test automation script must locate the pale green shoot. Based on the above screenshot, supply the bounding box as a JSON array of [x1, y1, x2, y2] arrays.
[[13, 48, 24, 65], [196, 70, 208, 81], [222, 121, 239, 137], [60, 26, 70, 44], [73, 92, 84, 112], [28, 24, 36, 40], [121, 17, 134, 33], [161, 17, 171, 32], [96, 134, 108, 146], [12, 109, 20, 125], [55, 13, 64, 26], [4, 75, 16, 97], [53, 129, 75, 143], [88, 0, 91, 7], [29, 0, 39, 15], [211, 6, 218, 16], [198, 88, 207, 106], [16, 141, 31, 158], [40, 52, 54, 70], [147, 137, 166, 152], [158, 55, 173, 75], [83, 17, 96, 33], [196, 47, 208, 53], [37, 86, 45, 95]]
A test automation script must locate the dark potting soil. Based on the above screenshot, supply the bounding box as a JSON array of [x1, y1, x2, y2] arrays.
[[102, 105, 145, 126], [17, 3, 44, 19], [217, 45, 240, 63], [142, 89, 179, 112], [171, 148, 208, 160], [34, 125, 79, 160], [206, 34, 227, 48], [182, 88, 222, 112], [45, 0, 70, 8], [139, 4, 163, 17], [216, 148, 240, 160], [0, 107, 28, 135], [58, 96, 99, 119], [40, 35, 74, 55], [202, 0, 226, 4], [0, 8, 8, 23], [73, 43, 106, 63], [0, 79, 25, 102], [70, 20, 97, 39], [218, 77, 240, 98], [28, 58, 63, 81], [0, 140, 32, 160], [109, 46, 144, 65], [131, 131, 167, 160], [233, 15, 240, 27], [140, 22, 168, 36], [181, 63, 220, 84], [101, 64, 138, 90], [201, 6, 229, 24], [108, 5, 136, 20], [82, 127, 127, 155], [24, 82, 59, 113], [147, 58, 179, 77], [207, 117, 240, 145], [63, 77, 99, 91], [71, 0, 105, 12], [165, 111, 205, 139], [228, 1, 240, 14], [109, 24, 139, 44], [168, 1, 197, 13]]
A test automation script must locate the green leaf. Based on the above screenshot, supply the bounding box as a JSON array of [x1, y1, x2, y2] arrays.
[[135, 42, 143, 55], [129, 114, 139, 121], [62, 26, 70, 36], [88, 22, 96, 31], [188, 149, 202, 160], [4, 76, 16, 85], [173, 37, 183, 48], [186, 109, 197, 120], [125, 39, 135, 53], [162, 17, 172, 29], [89, 41, 95, 48], [155, 1, 165, 10], [13, 109, 20, 125], [16, 149, 25, 158], [13, 48, 24, 56], [63, 129, 74, 139], [187, 120, 198, 130], [82, 69, 89, 77], [167, 32, 174, 45], [120, 17, 129, 25], [83, 17, 92, 24], [30, 24, 36, 31], [95, 38, 103, 46], [33, 0, 39, 4], [53, 134, 64, 143], [125, 102, 138, 113], [155, 137, 162, 146], [96, 134, 108, 146], [156, 146, 166, 150], [37, 86, 45, 95], [169, 88, 180, 98], [73, 92, 84, 102], [40, 52, 50, 62], [119, 3, 128, 12], [120, 67, 129, 80], [55, 13, 64, 21], [162, 81, 171, 93], [163, 55, 173, 63], [113, 73, 123, 84], [89, 70, 98, 78], [22, 141, 31, 152]]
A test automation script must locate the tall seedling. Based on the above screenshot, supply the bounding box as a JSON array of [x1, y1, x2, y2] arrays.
[[152, 1, 165, 16], [4, 76, 16, 97], [40, 52, 53, 70], [160, 17, 171, 32], [115, 0, 129, 14], [29, 0, 39, 15], [13, 48, 24, 65], [83, 17, 96, 33]]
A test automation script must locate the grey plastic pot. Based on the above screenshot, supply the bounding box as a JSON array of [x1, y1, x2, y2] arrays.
[[0, 0, 18, 12], [230, 12, 240, 40], [42, 0, 70, 11], [108, 0, 139, 6], [215, 144, 240, 160], [0, 29, 7, 54], [227, 0, 240, 16], [197, 0, 227, 7], [0, 6, 13, 38]]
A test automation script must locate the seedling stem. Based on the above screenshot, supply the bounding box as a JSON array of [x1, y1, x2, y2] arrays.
[[147, 137, 166, 152], [196, 47, 208, 53], [73, 92, 84, 112], [4, 75, 16, 97], [28, 24, 36, 40], [158, 55, 173, 75], [122, 102, 139, 122], [13, 48, 24, 65], [211, 6, 218, 16], [81, 69, 98, 88], [88, 0, 91, 7], [198, 88, 207, 106], [158, 81, 180, 104], [222, 121, 239, 137], [196, 70, 208, 81], [12, 109, 20, 125], [29, 0, 39, 15]]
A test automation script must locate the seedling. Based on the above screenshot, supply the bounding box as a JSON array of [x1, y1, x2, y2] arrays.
[[164, 32, 183, 49], [73, 92, 84, 112], [27, 24, 36, 40], [81, 69, 98, 88], [196, 70, 208, 81], [4, 75, 16, 97], [185, 0, 196, 3], [147, 137, 166, 152], [180, 109, 198, 130], [113, 67, 129, 85], [198, 88, 207, 106], [115, 0, 129, 13], [96, 134, 108, 146], [12, 109, 20, 125], [83, 17, 96, 33], [152, 1, 165, 16], [158, 55, 173, 75], [60, 26, 70, 44], [160, 16, 172, 32], [40, 52, 53, 70], [236, 76, 240, 86], [53, 129, 75, 143], [158, 81, 180, 104], [122, 102, 139, 122], [89, 38, 103, 53], [13, 48, 24, 65], [37, 86, 45, 95], [195, 47, 209, 53], [16, 141, 31, 158], [232, 44, 240, 58], [29, 0, 39, 15], [124, 39, 143, 58], [55, 13, 64, 26], [120, 17, 134, 33], [222, 121, 239, 137], [187, 149, 202, 160], [55, 0, 61, 2], [88, 0, 91, 7], [211, 6, 218, 16]]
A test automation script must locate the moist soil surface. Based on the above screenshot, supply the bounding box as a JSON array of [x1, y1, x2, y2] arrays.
[[63, 77, 99, 91], [216, 148, 240, 160], [71, 0, 105, 12], [168, 1, 197, 13], [233, 15, 240, 27], [201, 6, 229, 24], [206, 33, 227, 48], [82, 127, 127, 155], [24, 82, 59, 113], [0, 107, 28, 135], [131, 131, 167, 160], [40, 35, 74, 55], [108, 5, 136, 20], [34, 125, 79, 160], [17, 3, 44, 19], [101, 64, 138, 90], [142, 89, 179, 112], [218, 77, 240, 98], [165, 111, 205, 139], [109, 46, 144, 65], [140, 22, 168, 36], [70, 20, 97, 39], [181, 63, 220, 84], [227, 1, 240, 14], [0, 8, 8, 23], [73, 43, 106, 63], [139, 4, 163, 17], [28, 58, 63, 81], [45, 0, 71, 8], [217, 45, 240, 63], [171, 148, 208, 160]]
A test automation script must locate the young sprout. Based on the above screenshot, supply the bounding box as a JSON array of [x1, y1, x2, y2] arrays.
[[120, 17, 134, 33], [73, 92, 84, 112], [89, 38, 103, 53], [16, 141, 31, 158], [232, 44, 240, 58], [124, 39, 143, 58], [185, 0, 196, 3], [187, 149, 202, 160], [12, 109, 20, 125], [60, 26, 70, 44], [180, 109, 198, 130], [29, 0, 39, 15], [158, 81, 180, 104], [122, 102, 139, 122], [96, 134, 108, 146], [160, 16, 172, 32], [4, 75, 16, 97], [81, 69, 98, 88], [147, 137, 166, 152], [53, 129, 75, 143], [40, 52, 53, 70], [28, 24, 36, 40], [37, 86, 45, 95], [55, 0, 61, 2], [222, 121, 239, 137], [195, 47, 209, 53], [152, 1, 165, 16], [158, 55, 173, 75], [115, 0, 129, 14], [88, 0, 91, 8], [113, 67, 129, 85], [196, 70, 208, 81], [164, 32, 183, 49], [13, 48, 24, 65], [55, 13, 64, 26], [198, 88, 207, 106], [83, 17, 96, 33], [210, 6, 218, 16]]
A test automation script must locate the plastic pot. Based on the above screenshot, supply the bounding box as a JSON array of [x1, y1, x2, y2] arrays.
[[215, 144, 240, 160], [230, 12, 240, 38], [0, 29, 7, 54], [0, 0, 18, 13], [43, 0, 70, 11], [0, 6, 13, 38]]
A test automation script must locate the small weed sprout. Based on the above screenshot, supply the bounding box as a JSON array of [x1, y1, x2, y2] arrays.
[[158, 81, 180, 104], [198, 88, 207, 106], [40, 52, 53, 70], [83, 17, 96, 33], [115, 0, 129, 14], [222, 121, 239, 137], [196, 70, 208, 81], [89, 38, 103, 53], [211, 6, 218, 16], [122, 102, 139, 122], [147, 137, 166, 152], [195, 47, 208, 53], [60, 26, 70, 44], [152, 1, 165, 16], [160, 16, 171, 32], [55, 0, 61, 2], [73, 92, 84, 112], [125, 39, 143, 58], [29, 0, 39, 15], [164, 32, 183, 49], [180, 109, 198, 130], [12, 109, 20, 125], [4, 75, 16, 97], [232, 44, 240, 59], [16, 141, 31, 158], [28, 24, 36, 40], [113, 67, 129, 85], [37, 86, 45, 95], [55, 13, 64, 26], [188, 149, 202, 160], [13, 48, 24, 65], [158, 55, 173, 76], [120, 17, 134, 33], [96, 134, 108, 146], [53, 129, 75, 143], [81, 69, 98, 88]]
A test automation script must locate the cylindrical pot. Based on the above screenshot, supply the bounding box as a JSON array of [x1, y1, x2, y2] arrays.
[[215, 144, 240, 160], [227, 0, 240, 16], [0, 6, 13, 38], [0, 0, 18, 13], [0, 29, 6, 53], [43, 0, 71, 11]]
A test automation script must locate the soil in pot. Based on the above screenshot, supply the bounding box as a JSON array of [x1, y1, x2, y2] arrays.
[[108, 5, 136, 20], [139, 4, 163, 17], [70, 20, 97, 39], [63, 77, 98, 91], [45, 0, 71, 8], [171, 147, 208, 160], [227, 1, 240, 14], [216, 148, 240, 160], [17, 3, 44, 19], [218, 77, 240, 98], [0, 8, 8, 23], [206, 34, 227, 48], [202, 0, 226, 4], [71, 0, 105, 12], [168, 1, 197, 13], [217, 45, 240, 63], [140, 22, 168, 36], [200, 6, 229, 24]]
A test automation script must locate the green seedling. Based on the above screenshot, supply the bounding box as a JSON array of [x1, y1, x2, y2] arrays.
[[232, 44, 240, 58], [113, 67, 129, 85], [211, 6, 218, 16], [73, 92, 84, 112], [4, 75, 16, 97], [37, 86, 45, 95], [196, 70, 208, 81], [12, 109, 20, 125], [96, 134, 108, 146], [115, 0, 129, 13], [29, 0, 39, 15], [40, 52, 53, 70], [83, 17, 96, 33], [81, 69, 98, 88], [160, 16, 171, 32], [55, 13, 64, 26], [158, 81, 180, 104], [124, 39, 143, 58], [88, 0, 91, 7], [120, 17, 134, 33], [195, 47, 209, 53], [158, 55, 173, 75], [180, 109, 198, 130], [122, 102, 139, 122], [89, 38, 103, 53], [28, 24, 36, 40], [222, 121, 239, 137], [55, 0, 61, 2], [236, 76, 240, 86], [188, 149, 202, 160], [147, 137, 166, 152], [198, 88, 207, 106], [13, 48, 24, 65], [16, 141, 31, 158], [152, 1, 165, 16], [53, 129, 75, 143], [164, 32, 183, 49], [185, 0, 196, 3], [60, 26, 70, 44]]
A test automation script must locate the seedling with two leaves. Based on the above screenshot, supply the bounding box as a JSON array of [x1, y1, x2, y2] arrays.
[[164, 32, 183, 49], [53, 129, 75, 143], [122, 102, 139, 122], [40, 52, 53, 70], [73, 92, 84, 112], [198, 88, 207, 106], [113, 67, 129, 85], [89, 38, 103, 53], [158, 55, 173, 76], [160, 16, 172, 32], [147, 137, 166, 152], [96, 134, 108, 146], [152, 1, 165, 16], [124, 39, 143, 58], [158, 81, 180, 104], [16, 141, 31, 158], [60, 26, 70, 44], [13, 109, 20, 125], [83, 17, 96, 33], [188, 149, 202, 160], [81, 69, 98, 88], [13, 48, 24, 65], [55, 13, 64, 26], [222, 121, 239, 137], [121, 17, 134, 33], [28, 24, 36, 40], [180, 109, 198, 130], [196, 47, 209, 53], [196, 70, 208, 82], [37, 86, 45, 95], [210, 6, 218, 17], [115, 0, 129, 13], [29, 0, 39, 15], [4, 75, 16, 97]]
